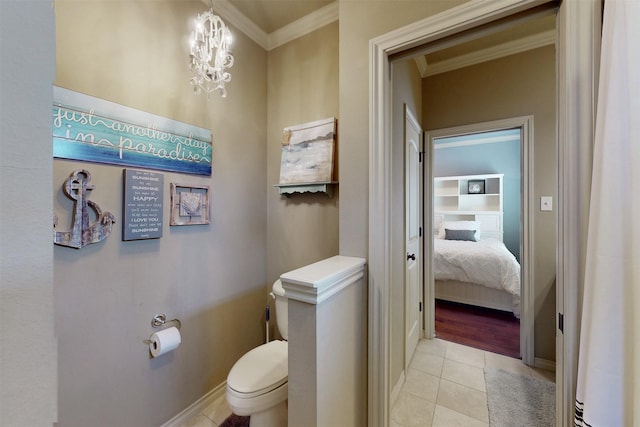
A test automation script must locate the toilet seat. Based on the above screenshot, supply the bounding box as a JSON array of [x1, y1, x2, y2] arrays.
[[227, 340, 288, 397]]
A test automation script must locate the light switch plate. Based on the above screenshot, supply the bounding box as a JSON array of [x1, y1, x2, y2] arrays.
[[541, 196, 553, 211]]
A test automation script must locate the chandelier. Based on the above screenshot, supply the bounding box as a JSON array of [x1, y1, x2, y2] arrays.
[[189, 9, 234, 97]]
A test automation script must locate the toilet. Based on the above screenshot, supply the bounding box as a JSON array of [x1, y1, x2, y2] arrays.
[[226, 280, 289, 427]]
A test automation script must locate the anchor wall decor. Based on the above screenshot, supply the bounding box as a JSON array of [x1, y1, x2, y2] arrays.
[[54, 169, 116, 249]]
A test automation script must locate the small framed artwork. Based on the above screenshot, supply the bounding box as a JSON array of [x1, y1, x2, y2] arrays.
[[468, 179, 485, 194], [170, 183, 210, 226]]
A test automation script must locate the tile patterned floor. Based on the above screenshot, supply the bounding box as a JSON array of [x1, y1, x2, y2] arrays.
[[179, 338, 555, 427], [391, 339, 555, 427], [178, 396, 233, 427]]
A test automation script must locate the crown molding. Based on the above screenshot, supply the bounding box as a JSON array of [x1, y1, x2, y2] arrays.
[[209, 1, 547, 58], [209, 1, 338, 52], [414, 55, 428, 77], [268, 1, 339, 50], [210, 0, 269, 50], [417, 29, 556, 77]]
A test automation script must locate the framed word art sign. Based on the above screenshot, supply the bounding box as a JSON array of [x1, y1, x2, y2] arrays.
[[122, 169, 163, 241], [52, 86, 213, 176]]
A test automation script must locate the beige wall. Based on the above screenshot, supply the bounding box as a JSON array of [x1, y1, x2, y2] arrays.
[[54, 1, 268, 425], [266, 22, 340, 338], [53, 1, 341, 424], [422, 46, 557, 360], [338, 1, 467, 257], [338, 0, 467, 400]]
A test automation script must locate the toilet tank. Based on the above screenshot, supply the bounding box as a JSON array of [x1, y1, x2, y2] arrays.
[[272, 279, 288, 340]]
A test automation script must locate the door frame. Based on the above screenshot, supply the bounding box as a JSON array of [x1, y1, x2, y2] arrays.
[[424, 116, 535, 366], [367, 1, 601, 426]]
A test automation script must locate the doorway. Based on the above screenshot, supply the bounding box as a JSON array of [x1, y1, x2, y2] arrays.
[[424, 117, 535, 366], [368, 1, 601, 427]]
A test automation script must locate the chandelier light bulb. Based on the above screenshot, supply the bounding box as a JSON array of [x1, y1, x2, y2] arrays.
[[189, 9, 234, 98]]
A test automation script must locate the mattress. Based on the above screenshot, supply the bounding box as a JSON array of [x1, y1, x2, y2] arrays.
[[433, 237, 521, 311]]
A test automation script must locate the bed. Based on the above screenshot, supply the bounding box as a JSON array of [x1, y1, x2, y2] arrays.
[[433, 220, 521, 317]]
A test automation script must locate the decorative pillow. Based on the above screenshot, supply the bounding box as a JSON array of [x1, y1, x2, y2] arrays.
[[444, 228, 477, 241], [439, 220, 481, 240]]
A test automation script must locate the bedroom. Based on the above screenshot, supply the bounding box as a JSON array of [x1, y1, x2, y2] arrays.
[[430, 128, 522, 358]]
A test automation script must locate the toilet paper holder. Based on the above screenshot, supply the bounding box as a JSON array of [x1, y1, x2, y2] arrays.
[[151, 313, 181, 330]]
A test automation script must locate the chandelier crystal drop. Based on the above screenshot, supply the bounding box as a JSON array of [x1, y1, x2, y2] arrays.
[[189, 10, 234, 98]]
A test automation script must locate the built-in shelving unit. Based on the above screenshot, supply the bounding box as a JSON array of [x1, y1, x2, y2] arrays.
[[434, 173, 503, 240]]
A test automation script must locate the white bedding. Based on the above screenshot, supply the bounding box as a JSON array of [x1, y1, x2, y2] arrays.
[[433, 238, 521, 297]]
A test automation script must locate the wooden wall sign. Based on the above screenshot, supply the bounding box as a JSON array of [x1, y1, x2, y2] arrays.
[[52, 86, 213, 176], [122, 169, 164, 241]]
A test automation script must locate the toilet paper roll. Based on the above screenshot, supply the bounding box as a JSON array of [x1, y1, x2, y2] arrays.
[[149, 326, 181, 358]]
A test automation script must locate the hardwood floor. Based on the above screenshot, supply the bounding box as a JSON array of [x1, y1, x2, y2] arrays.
[[435, 299, 520, 359]]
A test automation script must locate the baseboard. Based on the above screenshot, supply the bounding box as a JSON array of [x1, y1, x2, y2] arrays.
[[390, 370, 405, 407], [161, 382, 227, 427], [534, 357, 556, 372]]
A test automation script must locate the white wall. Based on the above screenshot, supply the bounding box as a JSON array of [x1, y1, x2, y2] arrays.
[[0, 1, 58, 426]]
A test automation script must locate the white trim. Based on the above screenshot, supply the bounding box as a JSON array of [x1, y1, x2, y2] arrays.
[[425, 115, 535, 366], [280, 256, 366, 305], [534, 357, 557, 372], [210, 1, 339, 51], [433, 133, 521, 149], [522, 117, 535, 368], [390, 370, 405, 409], [414, 56, 428, 77], [420, 30, 556, 77], [369, 19, 393, 427], [281, 269, 364, 305], [211, 0, 268, 50], [369, 1, 598, 426], [268, 2, 339, 51], [160, 382, 226, 427], [370, 0, 550, 57]]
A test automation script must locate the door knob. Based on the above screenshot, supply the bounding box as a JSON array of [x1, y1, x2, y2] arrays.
[[407, 253, 416, 261]]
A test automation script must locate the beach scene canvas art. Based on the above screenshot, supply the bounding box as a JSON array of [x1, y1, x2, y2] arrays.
[[279, 117, 336, 184]]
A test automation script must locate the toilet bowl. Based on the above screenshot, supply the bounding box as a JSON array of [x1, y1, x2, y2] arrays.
[[226, 280, 288, 427]]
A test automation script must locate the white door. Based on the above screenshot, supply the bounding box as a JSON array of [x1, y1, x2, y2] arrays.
[[405, 107, 422, 368]]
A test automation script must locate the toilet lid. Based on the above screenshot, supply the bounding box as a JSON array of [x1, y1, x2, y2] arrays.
[[227, 340, 288, 395]]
